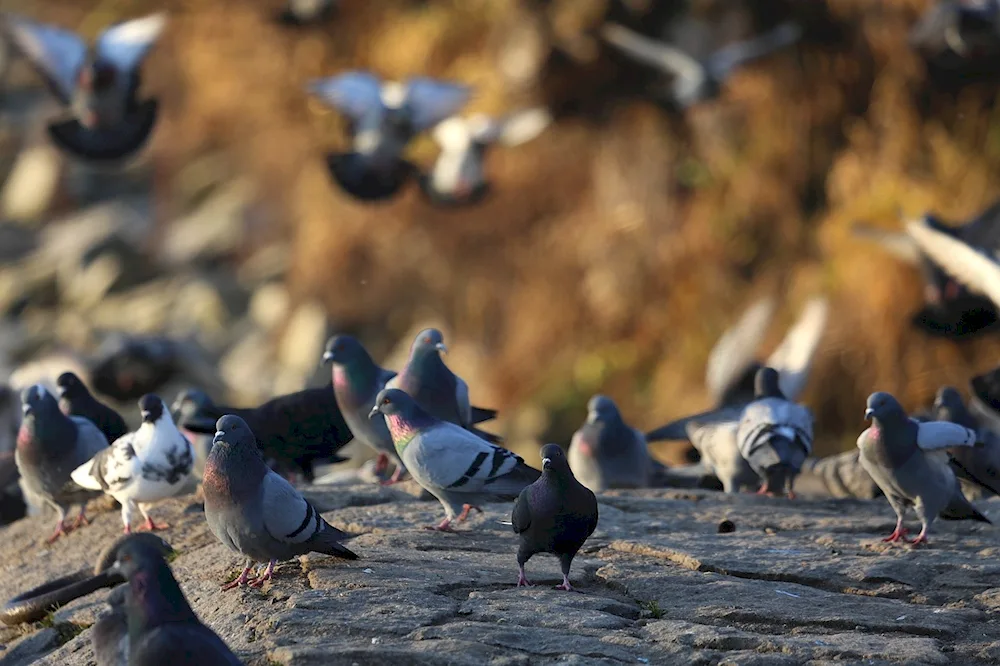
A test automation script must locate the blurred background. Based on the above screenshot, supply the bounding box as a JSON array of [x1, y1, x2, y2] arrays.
[[1, 0, 999, 485]]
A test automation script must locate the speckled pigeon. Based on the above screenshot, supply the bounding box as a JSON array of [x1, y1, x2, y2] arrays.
[[203, 415, 358, 590], [568, 395, 661, 493], [15, 384, 109, 542], [859, 391, 989, 545], [56, 371, 128, 445], [370, 388, 540, 531], [511, 443, 598, 592]]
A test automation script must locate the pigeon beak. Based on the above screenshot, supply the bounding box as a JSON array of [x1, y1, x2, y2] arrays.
[[140, 410, 152, 422], [212, 430, 226, 444], [542, 457, 552, 471], [367, 405, 380, 420], [21, 404, 31, 416], [864, 408, 874, 420], [435, 342, 448, 354], [321, 351, 335, 366]]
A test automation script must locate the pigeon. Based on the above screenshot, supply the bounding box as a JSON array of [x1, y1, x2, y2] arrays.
[[307, 71, 471, 201], [71, 394, 193, 534], [370, 388, 540, 531], [172, 384, 352, 483], [277, 0, 336, 26], [418, 108, 551, 206], [736, 367, 814, 497], [107, 534, 244, 665], [568, 395, 662, 493], [15, 384, 109, 542], [56, 371, 129, 445], [970, 364, 1000, 434], [322, 335, 406, 483], [599, 21, 802, 109], [796, 450, 881, 500], [910, 0, 1000, 61], [931, 386, 1000, 496], [858, 391, 989, 545], [511, 443, 598, 592], [386, 328, 501, 441], [684, 419, 758, 494], [203, 415, 358, 590], [90, 334, 211, 403], [1, 12, 166, 161]]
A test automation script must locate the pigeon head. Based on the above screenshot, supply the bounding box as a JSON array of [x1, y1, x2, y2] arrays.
[[369, 388, 416, 419], [586, 395, 621, 424], [933, 386, 964, 419], [55, 372, 88, 399], [170, 388, 212, 421], [138, 394, 165, 424], [212, 415, 256, 449], [322, 334, 367, 366], [540, 443, 570, 474], [112, 534, 175, 580], [865, 392, 906, 422], [20, 384, 56, 418], [410, 328, 447, 356], [753, 367, 784, 400], [113, 535, 196, 632]]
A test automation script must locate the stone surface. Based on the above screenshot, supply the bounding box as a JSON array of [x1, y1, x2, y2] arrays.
[[0, 486, 999, 665]]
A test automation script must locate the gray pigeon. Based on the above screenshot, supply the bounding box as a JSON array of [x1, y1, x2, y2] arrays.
[[859, 391, 989, 545], [568, 395, 661, 493], [386, 328, 501, 442], [203, 415, 357, 590], [15, 384, 109, 543], [322, 334, 406, 484], [736, 367, 813, 497], [932, 386, 1000, 496], [370, 388, 540, 531], [1, 12, 166, 161], [108, 535, 244, 665], [600, 21, 802, 109], [307, 71, 471, 201], [512, 443, 598, 592], [684, 419, 757, 494]]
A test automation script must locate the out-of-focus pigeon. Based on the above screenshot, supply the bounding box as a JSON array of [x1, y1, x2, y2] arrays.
[[859, 391, 989, 545], [203, 415, 358, 590], [418, 108, 551, 207], [386, 328, 501, 441], [90, 334, 211, 403], [71, 394, 193, 534], [796, 450, 881, 499], [171, 384, 352, 483], [1, 12, 166, 161], [322, 335, 406, 483], [910, 0, 1000, 62], [307, 71, 471, 201], [370, 388, 540, 531], [932, 386, 1000, 496], [600, 21, 802, 109], [108, 535, 244, 664], [277, 0, 336, 26], [16, 384, 109, 542], [56, 371, 128, 445], [568, 395, 661, 493], [684, 419, 757, 493], [511, 443, 598, 591], [736, 367, 813, 497]]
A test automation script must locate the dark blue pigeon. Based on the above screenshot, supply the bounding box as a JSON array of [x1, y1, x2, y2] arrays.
[[56, 371, 128, 445]]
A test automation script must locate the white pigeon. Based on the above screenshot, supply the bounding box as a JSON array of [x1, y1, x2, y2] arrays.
[[71, 393, 193, 534]]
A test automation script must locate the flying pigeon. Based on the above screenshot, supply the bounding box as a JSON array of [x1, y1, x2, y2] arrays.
[[511, 443, 598, 592], [203, 415, 358, 590], [16, 384, 109, 542], [859, 391, 989, 545], [171, 384, 353, 483], [322, 335, 406, 483], [736, 367, 814, 497], [567, 395, 662, 493], [418, 108, 551, 207], [386, 328, 501, 441], [277, 0, 336, 26], [1, 12, 166, 161], [107, 535, 244, 664], [71, 394, 193, 534], [56, 371, 129, 445], [600, 21, 802, 109], [932, 386, 1000, 496], [307, 71, 471, 201], [684, 419, 758, 494], [370, 388, 540, 531]]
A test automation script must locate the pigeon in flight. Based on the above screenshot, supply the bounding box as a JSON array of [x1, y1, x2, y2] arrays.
[[307, 71, 471, 201], [600, 21, 802, 109], [1, 12, 167, 161], [56, 371, 129, 445]]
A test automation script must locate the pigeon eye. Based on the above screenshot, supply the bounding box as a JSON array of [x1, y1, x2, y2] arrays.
[[382, 398, 391, 405], [423, 337, 431, 343]]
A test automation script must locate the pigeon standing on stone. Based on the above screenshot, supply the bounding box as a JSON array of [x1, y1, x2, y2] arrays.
[[568, 395, 661, 493], [386, 328, 501, 442], [512, 443, 598, 592], [370, 388, 540, 531], [15, 384, 109, 542], [203, 415, 358, 590], [736, 367, 813, 498], [600, 21, 802, 109], [56, 371, 129, 445], [71, 394, 193, 534], [322, 335, 406, 483], [307, 71, 471, 201], [684, 419, 758, 494], [418, 108, 551, 206], [859, 391, 989, 545], [106, 535, 244, 664], [277, 0, 336, 26], [932, 386, 1000, 496], [1, 12, 167, 161]]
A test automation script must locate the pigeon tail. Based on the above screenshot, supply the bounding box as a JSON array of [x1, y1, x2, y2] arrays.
[[311, 524, 359, 560], [470, 406, 498, 424], [939, 493, 992, 523], [481, 461, 541, 499]]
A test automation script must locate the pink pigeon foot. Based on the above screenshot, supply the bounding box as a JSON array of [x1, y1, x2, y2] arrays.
[[221, 564, 257, 591], [123, 525, 132, 535], [456, 504, 483, 523], [249, 560, 275, 588], [755, 483, 770, 496], [882, 524, 910, 543], [139, 517, 170, 532], [909, 529, 929, 547], [554, 575, 574, 591], [424, 517, 455, 532], [516, 566, 533, 587], [71, 510, 90, 530], [380, 464, 406, 486], [374, 453, 389, 475], [46, 521, 69, 544]]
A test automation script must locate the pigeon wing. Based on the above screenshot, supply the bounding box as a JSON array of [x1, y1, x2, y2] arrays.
[[95, 12, 167, 74], [308, 71, 384, 121], [511, 486, 531, 534], [766, 297, 829, 402], [707, 22, 802, 80], [410, 422, 526, 494], [851, 222, 922, 265], [915, 420, 978, 450], [706, 297, 776, 403], [404, 77, 472, 133], [600, 22, 704, 82], [260, 470, 347, 545], [906, 218, 1000, 310], [3, 14, 86, 105]]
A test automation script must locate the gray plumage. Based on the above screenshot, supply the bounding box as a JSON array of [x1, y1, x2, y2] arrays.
[[370, 388, 540, 531], [202, 415, 357, 589], [92, 583, 129, 666], [736, 367, 813, 496], [684, 419, 757, 493], [568, 395, 660, 493], [511, 443, 598, 591], [932, 386, 1000, 497], [858, 391, 989, 545], [796, 450, 881, 500], [15, 384, 109, 542]]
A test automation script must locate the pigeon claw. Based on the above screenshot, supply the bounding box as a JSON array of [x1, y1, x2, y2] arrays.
[[554, 579, 574, 592], [138, 518, 170, 532], [881, 526, 910, 543], [46, 522, 70, 544], [72, 511, 90, 530], [909, 532, 929, 547], [516, 565, 533, 587], [425, 518, 455, 532], [248, 560, 275, 588], [221, 565, 257, 591], [456, 504, 483, 523]]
